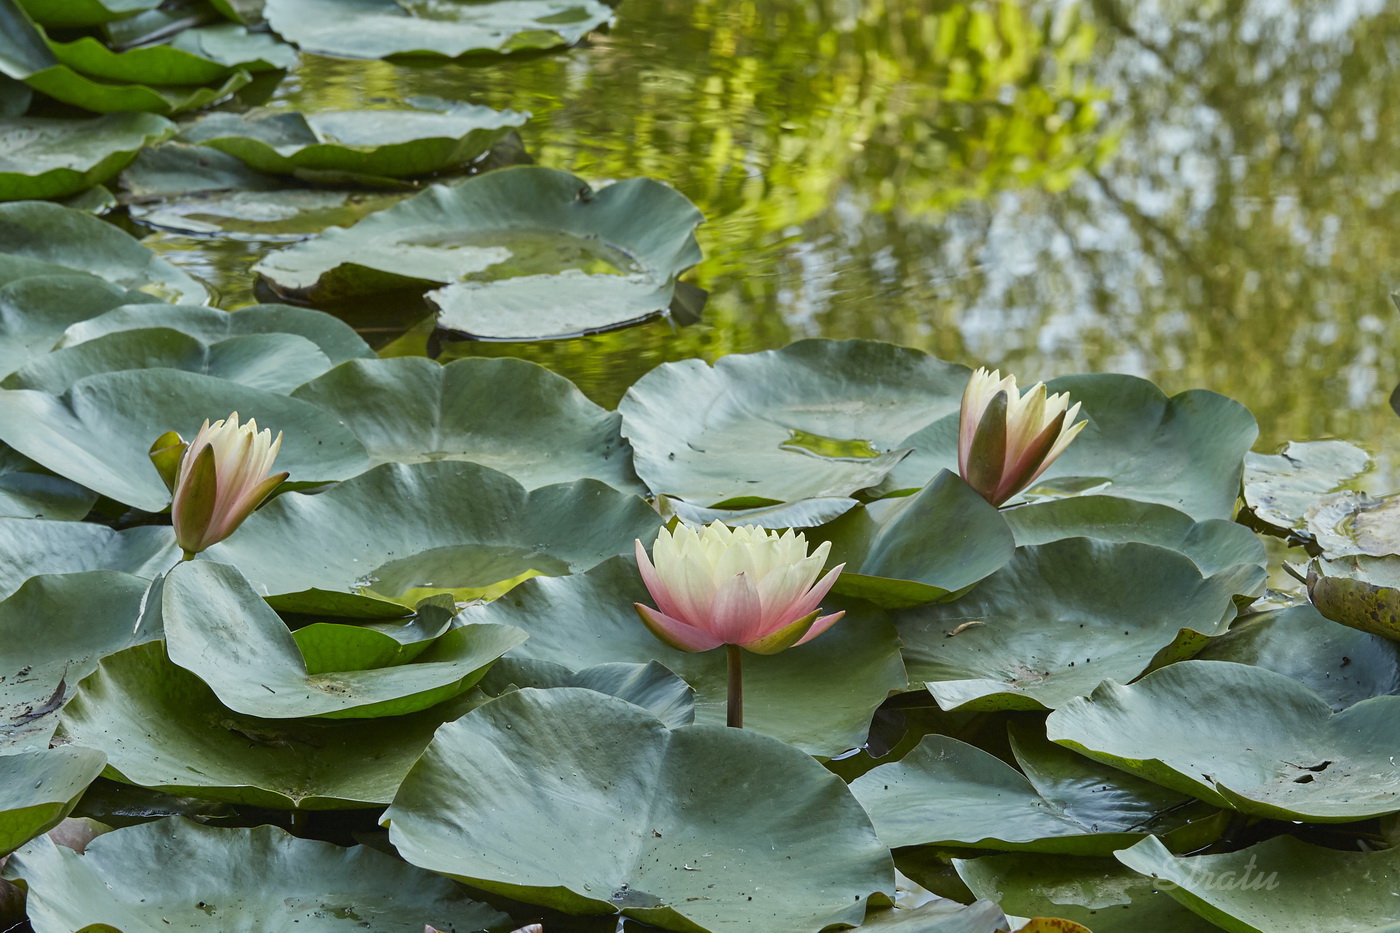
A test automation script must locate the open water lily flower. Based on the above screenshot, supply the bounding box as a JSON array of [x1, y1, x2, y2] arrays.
[[151, 412, 288, 560], [958, 367, 1087, 507]]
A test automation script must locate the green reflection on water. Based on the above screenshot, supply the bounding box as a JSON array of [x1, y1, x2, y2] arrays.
[[140, 0, 1400, 484]]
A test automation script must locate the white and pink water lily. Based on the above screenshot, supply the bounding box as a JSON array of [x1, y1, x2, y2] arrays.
[[958, 367, 1087, 507], [151, 412, 289, 559], [634, 522, 845, 656]]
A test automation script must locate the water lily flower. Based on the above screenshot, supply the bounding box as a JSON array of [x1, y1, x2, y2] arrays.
[[634, 522, 844, 727], [151, 412, 288, 560], [958, 367, 1087, 507]]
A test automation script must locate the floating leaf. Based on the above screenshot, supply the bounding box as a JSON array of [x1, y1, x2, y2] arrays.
[[0, 113, 175, 201], [180, 102, 528, 180], [1047, 660, 1400, 822], [0, 521, 174, 606], [897, 539, 1245, 711], [462, 556, 905, 755], [1241, 439, 1371, 544], [0, 747, 105, 856], [0, 446, 96, 521], [618, 340, 968, 510], [130, 187, 405, 240], [1306, 554, 1400, 642], [264, 0, 613, 60], [6, 818, 509, 933], [16, 0, 159, 27], [49, 24, 293, 85], [480, 658, 695, 728], [0, 274, 160, 379], [291, 357, 643, 492], [385, 688, 893, 932], [119, 141, 280, 199], [0, 369, 369, 511]]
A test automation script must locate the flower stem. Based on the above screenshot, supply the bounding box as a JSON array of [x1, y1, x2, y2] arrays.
[[726, 643, 743, 728], [180, 549, 197, 562]]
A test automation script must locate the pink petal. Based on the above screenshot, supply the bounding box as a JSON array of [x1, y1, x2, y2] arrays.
[[776, 564, 844, 625], [635, 539, 685, 620], [706, 572, 765, 644], [793, 610, 845, 646], [634, 603, 724, 653]]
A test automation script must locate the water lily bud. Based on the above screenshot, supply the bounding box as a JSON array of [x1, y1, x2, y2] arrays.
[[958, 367, 1086, 507], [164, 412, 289, 559], [634, 522, 845, 655]]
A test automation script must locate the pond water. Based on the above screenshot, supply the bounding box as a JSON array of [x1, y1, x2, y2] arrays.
[[140, 0, 1400, 481]]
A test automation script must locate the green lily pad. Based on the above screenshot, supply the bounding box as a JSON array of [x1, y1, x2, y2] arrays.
[[16, 0, 158, 27], [1002, 496, 1268, 581], [1241, 440, 1371, 544], [3, 328, 333, 394], [130, 187, 406, 240], [0, 571, 155, 753], [5, 817, 510, 933], [0, 73, 30, 116], [858, 900, 1020, 933], [618, 340, 968, 510], [291, 357, 643, 492], [0, 201, 206, 302], [207, 460, 657, 610], [49, 24, 293, 85], [1116, 834, 1400, 933], [657, 495, 861, 530], [0, 274, 160, 379], [58, 640, 484, 808], [164, 560, 525, 719], [255, 166, 704, 340], [0, 369, 368, 511], [0, 446, 97, 521], [119, 141, 280, 199], [0, 747, 106, 856], [462, 556, 905, 756], [208, 0, 266, 25], [57, 302, 373, 365], [850, 731, 1217, 856], [180, 101, 528, 180], [1046, 659, 1400, 822], [897, 539, 1245, 711], [955, 853, 1220, 933], [264, 0, 613, 60], [819, 471, 1014, 608], [1197, 604, 1400, 709], [1306, 554, 1400, 640], [882, 374, 1258, 521], [0, 113, 174, 201], [480, 658, 696, 728], [289, 599, 457, 669], [0, 521, 175, 610], [384, 688, 893, 931]]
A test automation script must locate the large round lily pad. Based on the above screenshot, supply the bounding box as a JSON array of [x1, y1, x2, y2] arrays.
[[0, 201, 206, 302], [207, 460, 658, 611], [254, 166, 704, 340], [0, 113, 174, 201], [0, 274, 160, 379], [1241, 440, 1371, 544], [1046, 659, 1400, 822], [461, 555, 905, 756], [1116, 834, 1400, 933], [264, 0, 614, 60], [58, 640, 484, 808], [384, 688, 894, 932], [292, 356, 641, 491], [0, 369, 369, 511], [881, 374, 1258, 521], [180, 102, 529, 180], [129, 187, 407, 240], [5, 818, 509, 933], [618, 340, 968, 509], [0, 746, 105, 856], [0, 520, 174, 607], [896, 538, 1245, 711], [480, 657, 695, 729], [47, 24, 293, 85], [163, 560, 525, 719], [0, 571, 155, 753]]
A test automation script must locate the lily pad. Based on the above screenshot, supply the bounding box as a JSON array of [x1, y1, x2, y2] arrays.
[[1046, 660, 1400, 822], [955, 853, 1220, 933], [0, 747, 106, 855], [5, 818, 510, 933], [1306, 554, 1400, 641], [0, 200, 206, 302], [896, 539, 1245, 711], [58, 640, 483, 808], [163, 560, 525, 719], [0, 571, 155, 753], [0, 446, 97, 521], [480, 658, 695, 729], [657, 495, 861, 530], [119, 141, 280, 199], [0, 274, 160, 379], [57, 302, 373, 365], [130, 187, 406, 240], [0, 73, 30, 116], [1116, 834, 1400, 933], [618, 340, 968, 510], [254, 166, 704, 340], [882, 374, 1258, 521], [384, 688, 894, 931], [820, 470, 1015, 608], [0, 113, 175, 201], [850, 731, 1217, 856], [1241, 440, 1371, 543], [461, 556, 906, 756], [49, 24, 293, 85], [290, 357, 643, 492], [2, 328, 333, 394], [180, 101, 529, 180], [207, 460, 657, 611], [858, 900, 1018, 933], [264, 0, 614, 60], [0, 369, 369, 511], [15, 0, 159, 27]]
